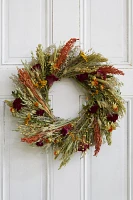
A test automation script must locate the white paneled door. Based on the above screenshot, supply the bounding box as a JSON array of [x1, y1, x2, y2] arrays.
[[0, 0, 133, 200]]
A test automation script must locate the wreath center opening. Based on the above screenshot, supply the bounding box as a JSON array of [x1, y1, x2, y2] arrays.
[[49, 78, 85, 119]]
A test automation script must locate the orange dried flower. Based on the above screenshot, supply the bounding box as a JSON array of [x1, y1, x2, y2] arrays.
[[98, 66, 124, 75], [18, 68, 53, 118], [95, 90, 99, 94], [107, 124, 116, 132], [21, 138, 26, 142], [113, 103, 118, 112], [68, 132, 75, 141], [27, 139, 33, 144], [34, 102, 39, 107], [21, 133, 43, 144], [108, 126, 113, 132], [91, 78, 98, 86], [54, 150, 60, 156], [39, 80, 47, 87], [24, 113, 31, 125], [53, 38, 79, 70], [93, 118, 102, 156], [10, 107, 15, 113], [34, 82, 39, 88], [80, 51, 88, 62], [100, 85, 104, 90]]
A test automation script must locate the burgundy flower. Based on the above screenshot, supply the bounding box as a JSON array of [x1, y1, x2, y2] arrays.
[[89, 104, 99, 113], [97, 69, 107, 80], [32, 63, 41, 70], [61, 127, 68, 136], [13, 98, 23, 111], [46, 75, 59, 87], [78, 142, 89, 152], [64, 123, 73, 130], [107, 114, 118, 122], [36, 141, 44, 146], [36, 109, 45, 116], [76, 73, 88, 82]]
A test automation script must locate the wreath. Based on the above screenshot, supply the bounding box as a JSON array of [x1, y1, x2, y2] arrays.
[[5, 38, 125, 168]]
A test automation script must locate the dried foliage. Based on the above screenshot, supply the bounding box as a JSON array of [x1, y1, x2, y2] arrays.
[[5, 39, 125, 168]]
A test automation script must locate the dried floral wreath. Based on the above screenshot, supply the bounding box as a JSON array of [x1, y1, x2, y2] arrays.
[[5, 38, 125, 168]]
